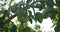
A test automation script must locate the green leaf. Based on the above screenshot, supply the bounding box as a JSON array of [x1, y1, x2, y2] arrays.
[[56, 0, 60, 7], [10, 24, 17, 32], [43, 11, 50, 18], [55, 17, 60, 32], [0, 21, 5, 29], [3, 10, 9, 17], [39, 2, 45, 11], [55, 26, 60, 32], [10, 4, 17, 13], [35, 25, 40, 30], [28, 11, 33, 24], [46, 0, 54, 7], [58, 12, 60, 19], [31, 15, 35, 20], [35, 12, 43, 23], [28, 11, 32, 16], [26, 0, 32, 4], [24, 16, 29, 23], [44, 9, 58, 19], [29, 17, 32, 24], [22, 8, 27, 17], [0, 13, 3, 17], [35, 4, 40, 8], [5, 27, 8, 32], [23, 26, 32, 32], [50, 10, 58, 19]]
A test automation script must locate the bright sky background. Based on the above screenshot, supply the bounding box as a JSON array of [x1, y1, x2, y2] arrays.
[[0, 0, 56, 32]]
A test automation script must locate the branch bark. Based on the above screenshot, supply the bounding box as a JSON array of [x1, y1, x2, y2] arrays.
[[6, 14, 16, 22]]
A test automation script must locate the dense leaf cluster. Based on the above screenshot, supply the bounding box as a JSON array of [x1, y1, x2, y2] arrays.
[[0, 0, 60, 32]]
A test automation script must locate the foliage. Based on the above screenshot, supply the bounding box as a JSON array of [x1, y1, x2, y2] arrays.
[[0, 0, 60, 32]]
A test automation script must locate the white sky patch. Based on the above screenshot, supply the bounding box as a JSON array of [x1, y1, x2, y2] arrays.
[[14, 0, 21, 3], [53, 0, 56, 4], [11, 16, 20, 25], [34, 8, 44, 13], [53, 5, 57, 8], [28, 20, 36, 30], [4, 5, 9, 10], [28, 7, 34, 15], [41, 17, 53, 32], [0, 0, 5, 4]]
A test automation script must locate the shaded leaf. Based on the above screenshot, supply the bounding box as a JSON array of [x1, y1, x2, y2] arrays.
[[56, 0, 60, 7], [10, 24, 17, 32], [50, 10, 58, 19], [35, 25, 40, 30], [39, 2, 45, 11], [22, 8, 27, 17], [28, 11, 32, 16], [23, 26, 32, 32], [29, 17, 32, 24], [28, 11, 33, 24], [3, 10, 9, 17], [46, 0, 54, 7], [35, 4, 40, 8], [26, 0, 32, 4], [35, 12, 43, 23], [55, 26, 60, 32]]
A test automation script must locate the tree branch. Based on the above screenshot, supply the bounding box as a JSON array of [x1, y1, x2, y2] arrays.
[[6, 14, 17, 22]]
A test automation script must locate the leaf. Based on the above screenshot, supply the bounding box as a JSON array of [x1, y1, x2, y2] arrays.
[[3, 10, 9, 17], [16, 7, 27, 21], [22, 7, 27, 18], [28, 11, 32, 16], [0, 21, 5, 29], [35, 4, 40, 8], [24, 16, 29, 23], [31, 15, 35, 19], [35, 25, 40, 30], [23, 26, 32, 32], [28, 11, 32, 24], [55, 18, 60, 32], [50, 10, 58, 19], [58, 12, 60, 18], [35, 12, 43, 23], [10, 4, 17, 13], [28, 11, 34, 19], [52, 19, 57, 27], [26, 0, 32, 4], [44, 9, 58, 19], [29, 17, 32, 24], [44, 13, 51, 18], [54, 26, 60, 32], [56, 0, 60, 7], [0, 13, 3, 17], [4, 23, 9, 32], [10, 24, 17, 32], [39, 2, 45, 11], [46, 0, 54, 7]]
